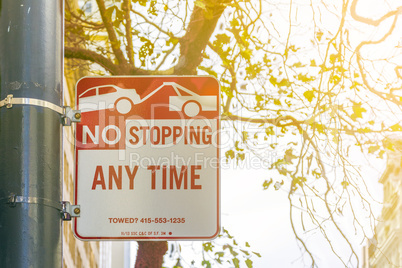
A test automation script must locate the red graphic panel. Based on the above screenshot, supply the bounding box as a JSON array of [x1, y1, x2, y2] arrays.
[[76, 76, 220, 150]]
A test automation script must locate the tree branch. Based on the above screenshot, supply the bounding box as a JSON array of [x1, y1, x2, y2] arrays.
[[175, 2, 229, 75], [288, 194, 317, 267], [123, 0, 134, 65], [65, 46, 175, 75], [355, 14, 402, 105], [222, 114, 303, 127], [95, 0, 127, 65], [395, 66, 402, 79], [69, 12, 104, 29], [131, 8, 173, 37], [350, 0, 401, 26], [65, 46, 119, 74]]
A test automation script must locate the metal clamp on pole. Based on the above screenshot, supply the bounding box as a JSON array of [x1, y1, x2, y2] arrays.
[[0, 94, 81, 126], [0, 94, 13, 108], [6, 193, 63, 210], [3, 195, 80, 221], [62, 106, 81, 126], [60, 201, 81, 221]]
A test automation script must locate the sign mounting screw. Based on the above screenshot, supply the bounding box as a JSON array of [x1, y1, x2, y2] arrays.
[[74, 113, 81, 120]]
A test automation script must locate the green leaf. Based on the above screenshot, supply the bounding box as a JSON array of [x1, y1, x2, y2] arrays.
[[214, 33, 231, 46], [233, 258, 240, 268], [240, 48, 252, 60], [329, 54, 338, 64], [278, 78, 291, 87], [215, 251, 224, 258], [312, 169, 321, 179], [316, 30, 323, 41], [284, 148, 297, 164], [390, 124, 402, 131], [201, 260, 211, 268], [230, 18, 239, 28], [292, 62, 303, 68], [237, 153, 245, 161], [303, 90, 315, 102], [221, 86, 234, 98], [242, 131, 249, 142], [265, 126, 275, 136], [273, 99, 281, 106], [297, 73, 314, 82], [148, 0, 157, 16], [240, 249, 250, 256], [203, 242, 214, 252], [225, 150, 235, 160], [255, 94, 263, 102], [313, 123, 326, 134], [133, 0, 147, 6], [351, 102, 366, 120], [246, 64, 262, 79], [166, 36, 179, 46], [383, 139, 394, 151], [269, 76, 277, 86], [245, 259, 253, 268], [263, 179, 273, 190], [252, 251, 262, 257], [293, 176, 306, 187], [330, 74, 341, 85], [310, 59, 317, 67]]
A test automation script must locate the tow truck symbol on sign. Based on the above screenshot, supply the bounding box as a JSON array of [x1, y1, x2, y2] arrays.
[[79, 82, 217, 117]]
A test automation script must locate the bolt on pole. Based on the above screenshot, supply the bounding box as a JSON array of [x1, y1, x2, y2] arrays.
[[0, 1, 64, 267]]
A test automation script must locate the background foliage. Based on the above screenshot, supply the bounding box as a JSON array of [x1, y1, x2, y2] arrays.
[[65, 0, 402, 266]]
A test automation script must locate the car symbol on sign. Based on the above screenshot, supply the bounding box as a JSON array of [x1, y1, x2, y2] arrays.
[[79, 84, 141, 114]]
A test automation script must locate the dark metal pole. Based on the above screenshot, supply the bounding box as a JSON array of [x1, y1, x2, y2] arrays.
[[0, 0, 64, 267]]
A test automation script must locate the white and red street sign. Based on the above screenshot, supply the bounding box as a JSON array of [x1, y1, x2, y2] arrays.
[[73, 76, 220, 240]]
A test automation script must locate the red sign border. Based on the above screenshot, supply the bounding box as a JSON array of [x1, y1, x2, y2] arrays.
[[73, 75, 220, 241]]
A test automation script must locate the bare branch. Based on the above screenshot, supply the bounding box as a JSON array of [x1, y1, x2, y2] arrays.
[[222, 114, 303, 127], [123, 0, 134, 65], [350, 0, 401, 26], [395, 66, 402, 79], [65, 46, 119, 74], [355, 14, 402, 105], [64, 46, 153, 75], [131, 8, 173, 37], [69, 11, 104, 29], [95, 0, 127, 65], [288, 194, 317, 267], [175, 2, 229, 74]]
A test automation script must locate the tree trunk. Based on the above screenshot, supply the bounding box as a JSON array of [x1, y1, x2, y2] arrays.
[[135, 241, 168, 268]]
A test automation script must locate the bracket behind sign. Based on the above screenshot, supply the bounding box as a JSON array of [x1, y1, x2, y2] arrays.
[[0, 94, 81, 126], [2, 194, 80, 221]]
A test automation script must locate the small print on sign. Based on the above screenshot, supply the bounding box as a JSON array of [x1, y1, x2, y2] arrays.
[[73, 76, 220, 241]]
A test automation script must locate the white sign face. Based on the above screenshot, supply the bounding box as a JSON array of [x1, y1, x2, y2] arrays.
[[73, 76, 220, 240]]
